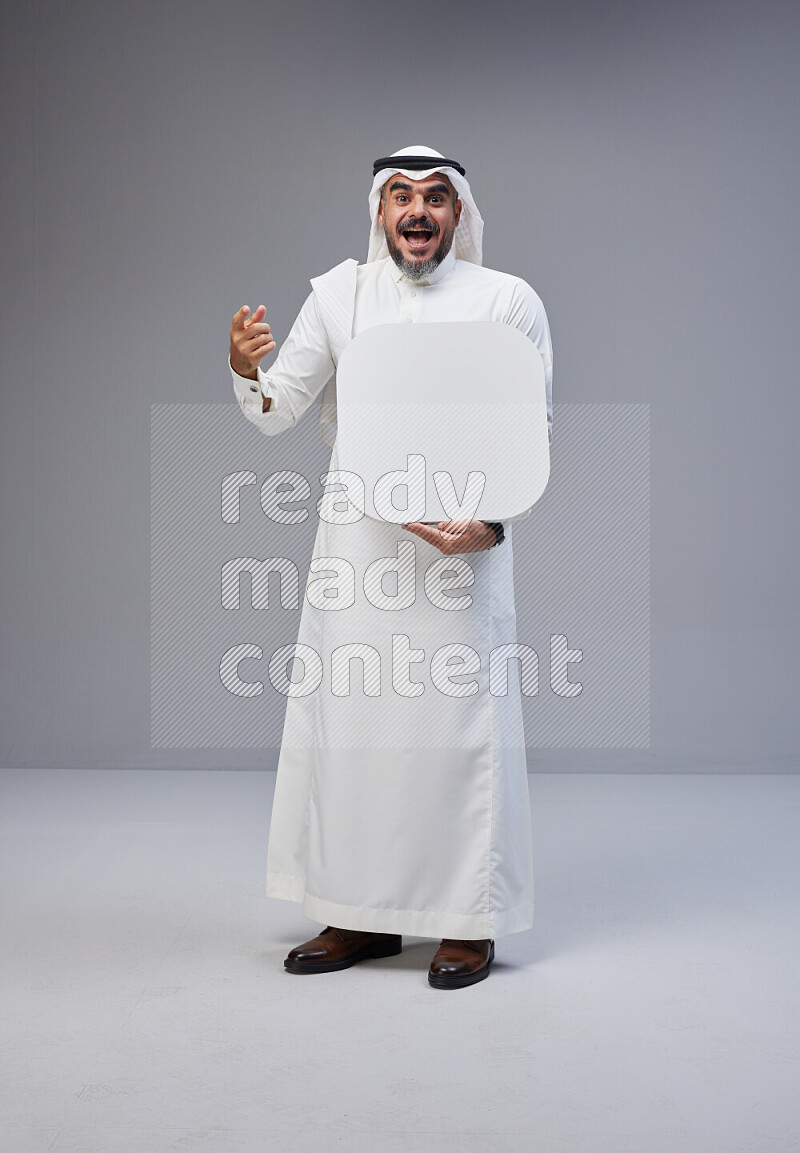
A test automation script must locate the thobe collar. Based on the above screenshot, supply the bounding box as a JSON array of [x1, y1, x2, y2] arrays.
[[387, 246, 457, 288]]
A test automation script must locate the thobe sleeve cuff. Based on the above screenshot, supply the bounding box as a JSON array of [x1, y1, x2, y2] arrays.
[[230, 358, 268, 410], [229, 358, 294, 435]]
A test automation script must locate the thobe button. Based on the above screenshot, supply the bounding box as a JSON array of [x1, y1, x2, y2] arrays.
[[249, 385, 259, 393]]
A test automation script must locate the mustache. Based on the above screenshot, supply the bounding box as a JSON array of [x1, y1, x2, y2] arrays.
[[397, 217, 440, 235]]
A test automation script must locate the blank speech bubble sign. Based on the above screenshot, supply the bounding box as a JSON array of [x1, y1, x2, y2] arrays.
[[335, 322, 550, 522]]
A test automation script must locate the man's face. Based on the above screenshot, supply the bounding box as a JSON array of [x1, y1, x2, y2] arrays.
[[377, 172, 462, 280]]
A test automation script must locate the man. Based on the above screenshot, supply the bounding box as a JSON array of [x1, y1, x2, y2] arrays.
[[229, 146, 553, 989]]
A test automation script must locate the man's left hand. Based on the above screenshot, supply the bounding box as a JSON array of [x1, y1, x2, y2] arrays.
[[401, 520, 496, 554]]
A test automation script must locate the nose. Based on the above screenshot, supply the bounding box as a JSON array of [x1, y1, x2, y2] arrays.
[[409, 192, 427, 216]]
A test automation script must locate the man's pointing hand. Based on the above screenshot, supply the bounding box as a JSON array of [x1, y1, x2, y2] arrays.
[[230, 304, 276, 381]]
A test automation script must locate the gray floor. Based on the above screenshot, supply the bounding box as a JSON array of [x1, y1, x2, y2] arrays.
[[1, 769, 798, 1153]]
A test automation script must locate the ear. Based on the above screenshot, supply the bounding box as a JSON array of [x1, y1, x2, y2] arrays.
[[377, 193, 385, 225], [454, 197, 462, 227]]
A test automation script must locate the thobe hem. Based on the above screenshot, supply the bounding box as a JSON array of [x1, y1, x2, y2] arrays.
[[265, 870, 534, 940]]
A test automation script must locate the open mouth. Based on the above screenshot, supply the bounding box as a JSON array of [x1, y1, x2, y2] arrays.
[[400, 227, 435, 251]]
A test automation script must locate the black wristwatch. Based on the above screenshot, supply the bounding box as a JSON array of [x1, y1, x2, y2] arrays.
[[484, 521, 505, 548]]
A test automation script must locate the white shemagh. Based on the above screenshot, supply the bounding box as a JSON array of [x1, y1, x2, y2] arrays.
[[367, 144, 484, 266]]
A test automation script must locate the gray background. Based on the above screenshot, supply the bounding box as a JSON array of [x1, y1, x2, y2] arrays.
[[2, 0, 798, 772]]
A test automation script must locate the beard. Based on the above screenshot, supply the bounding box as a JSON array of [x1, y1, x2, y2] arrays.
[[384, 215, 456, 280]]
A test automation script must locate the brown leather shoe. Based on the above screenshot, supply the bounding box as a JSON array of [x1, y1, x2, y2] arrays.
[[428, 938, 495, 988], [284, 925, 403, 974]]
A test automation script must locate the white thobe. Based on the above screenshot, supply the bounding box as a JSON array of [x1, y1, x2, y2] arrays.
[[231, 247, 553, 939]]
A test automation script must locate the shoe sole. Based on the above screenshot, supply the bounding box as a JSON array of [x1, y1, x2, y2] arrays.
[[427, 941, 495, 989], [284, 939, 402, 974]]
